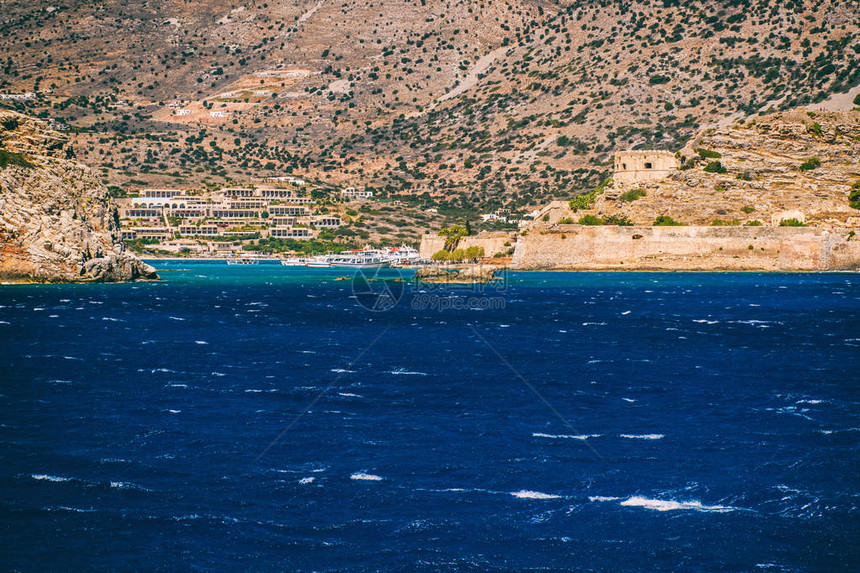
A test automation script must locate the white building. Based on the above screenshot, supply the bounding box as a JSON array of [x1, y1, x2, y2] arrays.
[[341, 187, 373, 200], [481, 213, 508, 223]]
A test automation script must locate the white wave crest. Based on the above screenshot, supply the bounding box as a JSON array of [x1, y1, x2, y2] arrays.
[[620, 496, 732, 512], [620, 433, 664, 440], [511, 490, 561, 500], [32, 474, 72, 482], [533, 432, 600, 440], [110, 481, 147, 491], [588, 496, 621, 502], [299, 477, 315, 484], [350, 472, 383, 481]]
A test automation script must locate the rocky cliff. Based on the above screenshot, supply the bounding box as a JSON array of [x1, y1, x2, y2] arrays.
[[0, 111, 157, 282]]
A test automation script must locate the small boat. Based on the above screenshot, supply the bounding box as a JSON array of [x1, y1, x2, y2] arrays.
[[280, 258, 310, 266], [383, 245, 421, 266], [304, 257, 333, 268]]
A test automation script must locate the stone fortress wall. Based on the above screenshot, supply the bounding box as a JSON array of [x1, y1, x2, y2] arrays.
[[511, 225, 860, 271]]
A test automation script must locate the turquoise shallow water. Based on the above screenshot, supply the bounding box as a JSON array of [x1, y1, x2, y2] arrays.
[[1, 262, 858, 570]]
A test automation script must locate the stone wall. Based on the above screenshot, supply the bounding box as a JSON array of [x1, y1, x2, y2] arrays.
[[613, 150, 678, 190], [512, 225, 860, 271], [419, 231, 515, 258]]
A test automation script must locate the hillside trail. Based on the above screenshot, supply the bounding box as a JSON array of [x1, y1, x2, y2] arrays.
[[433, 46, 508, 107]]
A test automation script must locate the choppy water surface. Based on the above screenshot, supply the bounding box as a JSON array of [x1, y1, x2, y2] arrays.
[[1, 263, 858, 570]]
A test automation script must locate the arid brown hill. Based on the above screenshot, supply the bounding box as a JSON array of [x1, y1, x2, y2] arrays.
[[1, 0, 858, 214]]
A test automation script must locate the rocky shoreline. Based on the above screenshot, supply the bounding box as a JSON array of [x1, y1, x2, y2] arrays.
[[414, 264, 500, 283], [0, 111, 157, 283]]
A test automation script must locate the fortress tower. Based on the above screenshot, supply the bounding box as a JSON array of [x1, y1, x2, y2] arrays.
[[613, 150, 679, 189]]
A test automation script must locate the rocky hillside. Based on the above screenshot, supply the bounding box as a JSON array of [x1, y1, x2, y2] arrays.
[[1, 0, 858, 216], [0, 111, 157, 282], [578, 110, 860, 227]]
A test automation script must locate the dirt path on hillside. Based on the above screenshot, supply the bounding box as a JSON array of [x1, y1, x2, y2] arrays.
[[435, 46, 507, 106]]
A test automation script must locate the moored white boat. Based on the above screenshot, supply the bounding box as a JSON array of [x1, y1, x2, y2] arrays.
[[327, 251, 390, 268]]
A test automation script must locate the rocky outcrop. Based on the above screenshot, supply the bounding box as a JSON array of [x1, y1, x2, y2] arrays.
[[0, 111, 157, 282], [414, 264, 499, 283]]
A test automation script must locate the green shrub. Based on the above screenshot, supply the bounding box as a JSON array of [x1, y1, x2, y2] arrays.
[[741, 205, 755, 214], [854, 93, 860, 106], [704, 161, 727, 174], [569, 178, 612, 211], [745, 220, 763, 226], [603, 214, 634, 226], [649, 74, 670, 85], [451, 248, 466, 261], [779, 218, 807, 227], [431, 249, 450, 261], [578, 214, 603, 225], [654, 215, 683, 226], [736, 170, 753, 181], [0, 149, 33, 169], [619, 188, 646, 202], [799, 157, 821, 171], [848, 181, 860, 210], [808, 123, 822, 137], [569, 194, 594, 210], [464, 246, 484, 259], [695, 148, 721, 159], [711, 218, 741, 226]]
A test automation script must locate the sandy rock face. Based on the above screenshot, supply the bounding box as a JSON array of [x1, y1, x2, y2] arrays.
[[0, 111, 157, 282]]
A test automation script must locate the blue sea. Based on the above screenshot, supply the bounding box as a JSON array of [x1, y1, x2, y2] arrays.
[[1, 262, 858, 571]]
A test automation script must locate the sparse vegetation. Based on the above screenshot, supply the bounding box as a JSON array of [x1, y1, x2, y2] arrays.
[[0, 149, 33, 169], [578, 214, 603, 225], [603, 214, 633, 226], [696, 148, 721, 160], [779, 218, 807, 227], [619, 188, 646, 203], [848, 181, 860, 210], [569, 178, 611, 211], [799, 157, 821, 171], [654, 215, 683, 226], [704, 161, 727, 174]]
